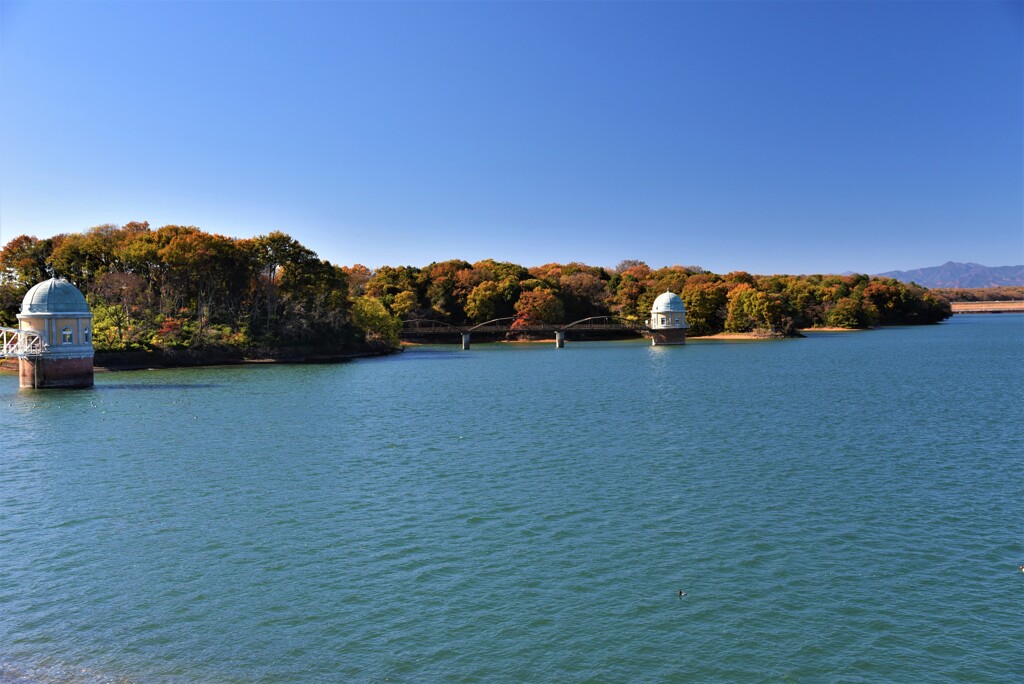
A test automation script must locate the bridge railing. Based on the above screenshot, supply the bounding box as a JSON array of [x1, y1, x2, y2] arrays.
[[562, 315, 647, 331], [401, 319, 461, 334], [0, 327, 44, 358], [467, 317, 518, 333], [400, 315, 650, 337]]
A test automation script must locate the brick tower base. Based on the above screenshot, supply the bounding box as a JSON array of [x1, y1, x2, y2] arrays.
[[19, 356, 94, 389], [650, 328, 687, 346]]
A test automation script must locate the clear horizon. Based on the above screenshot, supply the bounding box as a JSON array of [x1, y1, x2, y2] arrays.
[[1, 1, 1021, 275]]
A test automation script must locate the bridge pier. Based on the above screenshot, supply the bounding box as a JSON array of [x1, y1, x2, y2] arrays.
[[401, 316, 646, 346]]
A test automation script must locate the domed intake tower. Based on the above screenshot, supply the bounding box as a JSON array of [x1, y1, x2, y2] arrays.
[[17, 278, 94, 388], [648, 291, 689, 346]]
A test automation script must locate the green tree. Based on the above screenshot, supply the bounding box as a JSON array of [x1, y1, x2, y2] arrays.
[[680, 282, 727, 336], [826, 297, 862, 328], [0, 282, 23, 326], [612, 262, 653, 320], [391, 290, 420, 318], [466, 281, 501, 322], [351, 296, 399, 346], [725, 285, 792, 334], [366, 265, 421, 304], [92, 272, 152, 348], [725, 284, 757, 332], [466, 278, 519, 322]]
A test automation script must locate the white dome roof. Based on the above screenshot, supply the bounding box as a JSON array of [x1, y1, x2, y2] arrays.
[[21, 278, 90, 315], [651, 291, 685, 314]]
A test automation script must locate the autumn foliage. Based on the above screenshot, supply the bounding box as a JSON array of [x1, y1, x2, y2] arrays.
[[358, 259, 950, 337], [1, 225, 953, 352], [0, 224, 364, 353]]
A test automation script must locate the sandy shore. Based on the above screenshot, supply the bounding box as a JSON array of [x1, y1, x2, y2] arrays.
[[687, 332, 773, 340], [798, 326, 868, 332]]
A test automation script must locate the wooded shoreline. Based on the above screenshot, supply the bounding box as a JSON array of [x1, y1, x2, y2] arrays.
[[2, 223, 955, 362]]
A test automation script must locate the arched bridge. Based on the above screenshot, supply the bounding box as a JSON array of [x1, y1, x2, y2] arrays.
[[401, 316, 650, 349]]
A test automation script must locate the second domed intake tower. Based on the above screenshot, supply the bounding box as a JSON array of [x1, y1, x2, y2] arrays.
[[648, 291, 689, 346]]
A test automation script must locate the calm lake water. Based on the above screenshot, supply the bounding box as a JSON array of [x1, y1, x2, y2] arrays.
[[1, 315, 1022, 683]]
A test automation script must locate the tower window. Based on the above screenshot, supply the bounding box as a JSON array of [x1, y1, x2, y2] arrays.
[[83, 327, 91, 343], [62, 327, 73, 344]]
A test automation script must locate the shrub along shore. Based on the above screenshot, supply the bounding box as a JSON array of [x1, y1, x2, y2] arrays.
[[1, 223, 952, 366]]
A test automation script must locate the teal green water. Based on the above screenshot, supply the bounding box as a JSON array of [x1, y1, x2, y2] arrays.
[[2, 315, 1022, 682]]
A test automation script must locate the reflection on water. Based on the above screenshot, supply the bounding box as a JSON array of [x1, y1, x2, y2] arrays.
[[92, 383, 224, 391]]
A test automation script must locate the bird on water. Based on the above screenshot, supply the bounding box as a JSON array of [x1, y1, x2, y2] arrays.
[[678, 589, 687, 598]]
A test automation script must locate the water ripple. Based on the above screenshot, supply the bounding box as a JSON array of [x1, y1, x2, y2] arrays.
[[1, 318, 1022, 682]]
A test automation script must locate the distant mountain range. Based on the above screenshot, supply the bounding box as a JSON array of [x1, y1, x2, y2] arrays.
[[873, 261, 1024, 289]]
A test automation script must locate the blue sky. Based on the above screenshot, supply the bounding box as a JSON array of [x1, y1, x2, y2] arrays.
[[1, 1, 1021, 274]]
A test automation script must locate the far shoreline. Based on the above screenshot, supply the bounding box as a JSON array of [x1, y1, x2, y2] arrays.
[[409, 327, 871, 346], [0, 324, 919, 376]]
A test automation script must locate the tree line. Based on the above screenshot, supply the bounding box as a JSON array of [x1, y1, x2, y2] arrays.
[[1, 223, 952, 354], [0, 223, 392, 353], [352, 257, 951, 336], [932, 286, 1024, 302]]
